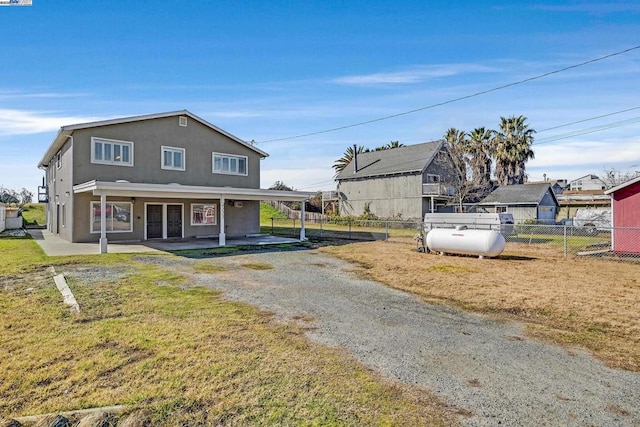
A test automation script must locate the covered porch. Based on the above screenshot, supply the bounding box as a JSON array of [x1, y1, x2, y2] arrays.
[[73, 180, 312, 254]]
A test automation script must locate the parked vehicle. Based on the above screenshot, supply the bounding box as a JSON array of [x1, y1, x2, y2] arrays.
[[572, 208, 611, 234], [423, 212, 515, 236]]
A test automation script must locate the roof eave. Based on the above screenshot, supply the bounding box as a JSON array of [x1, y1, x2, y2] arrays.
[[604, 175, 640, 194]]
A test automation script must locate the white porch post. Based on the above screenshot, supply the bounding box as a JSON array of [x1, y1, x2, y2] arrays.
[[219, 195, 226, 246], [99, 193, 107, 253], [300, 199, 306, 241]]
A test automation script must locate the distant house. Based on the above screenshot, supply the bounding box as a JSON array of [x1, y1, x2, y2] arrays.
[[474, 183, 560, 224], [37, 110, 311, 253], [569, 174, 605, 191], [334, 141, 458, 219], [526, 179, 567, 195], [555, 189, 610, 220], [604, 175, 640, 254]]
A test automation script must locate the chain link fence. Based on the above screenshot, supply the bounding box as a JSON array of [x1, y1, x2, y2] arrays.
[[263, 217, 640, 261]]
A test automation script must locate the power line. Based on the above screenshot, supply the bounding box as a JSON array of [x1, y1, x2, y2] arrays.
[[537, 106, 640, 133], [259, 45, 640, 143], [534, 116, 640, 145]]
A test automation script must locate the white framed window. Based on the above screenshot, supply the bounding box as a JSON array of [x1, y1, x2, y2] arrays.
[[496, 206, 507, 213], [212, 152, 247, 176], [191, 204, 217, 226], [56, 151, 62, 169], [90, 201, 133, 233], [161, 146, 185, 171], [91, 137, 134, 167], [179, 116, 188, 127]]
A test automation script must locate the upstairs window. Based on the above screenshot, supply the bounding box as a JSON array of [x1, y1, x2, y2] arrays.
[[212, 152, 247, 176], [162, 146, 185, 171], [92, 137, 133, 167], [56, 151, 62, 169]]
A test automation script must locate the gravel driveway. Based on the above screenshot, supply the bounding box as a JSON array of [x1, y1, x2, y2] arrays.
[[185, 249, 639, 426]]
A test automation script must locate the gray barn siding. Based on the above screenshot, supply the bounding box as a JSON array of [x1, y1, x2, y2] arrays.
[[338, 174, 423, 219]]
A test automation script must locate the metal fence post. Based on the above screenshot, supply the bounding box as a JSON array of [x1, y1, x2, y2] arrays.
[[563, 225, 567, 258], [293, 218, 296, 237], [320, 217, 323, 238], [271, 217, 274, 235], [385, 220, 389, 241]]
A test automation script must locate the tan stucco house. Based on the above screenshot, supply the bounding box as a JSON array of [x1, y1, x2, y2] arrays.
[[38, 110, 311, 252]]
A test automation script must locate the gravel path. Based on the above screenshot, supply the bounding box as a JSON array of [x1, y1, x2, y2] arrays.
[[187, 249, 640, 426]]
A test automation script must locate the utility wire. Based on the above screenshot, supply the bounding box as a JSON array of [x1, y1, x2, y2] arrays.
[[259, 45, 640, 143], [537, 106, 640, 133]]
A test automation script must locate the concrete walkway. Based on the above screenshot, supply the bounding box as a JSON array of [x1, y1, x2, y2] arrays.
[[28, 229, 301, 256]]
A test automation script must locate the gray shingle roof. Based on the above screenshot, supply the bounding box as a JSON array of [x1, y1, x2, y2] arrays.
[[479, 183, 556, 205], [335, 140, 444, 180]]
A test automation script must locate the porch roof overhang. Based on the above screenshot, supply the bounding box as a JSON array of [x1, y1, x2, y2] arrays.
[[73, 180, 313, 202]]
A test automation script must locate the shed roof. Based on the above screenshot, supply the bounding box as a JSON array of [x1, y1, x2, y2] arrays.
[[335, 140, 444, 181], [38, 110, 268, 168], [478, 183, 559, 206]]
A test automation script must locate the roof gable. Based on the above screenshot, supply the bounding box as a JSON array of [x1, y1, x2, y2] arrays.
[[479, 183, 559, 206], [335, 140, 444, 180], [38, 110, 267, 168]]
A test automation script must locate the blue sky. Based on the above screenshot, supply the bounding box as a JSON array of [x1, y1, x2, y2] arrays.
[[1, 0, 639, 196]]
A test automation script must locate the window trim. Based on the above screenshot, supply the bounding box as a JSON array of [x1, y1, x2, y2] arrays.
[[496, 206, 508, 213], [161, 145, 186, 171], [190, 203, 217, 226], [56, 151, 62, 169], [212, 152, 248, 176], [91, 137, 134, 167], [90, 201, 134, 234]]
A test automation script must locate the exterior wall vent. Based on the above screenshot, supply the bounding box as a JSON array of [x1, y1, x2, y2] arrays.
[[179, 116, 188, 127]]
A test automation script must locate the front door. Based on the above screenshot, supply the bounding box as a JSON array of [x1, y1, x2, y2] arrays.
[[147, 205, 163, 239], [167, 205, 182, 238]]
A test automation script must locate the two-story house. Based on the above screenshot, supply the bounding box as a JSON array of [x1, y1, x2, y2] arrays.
[[334, 140, 457, 219], [38, 110, 311, 252]]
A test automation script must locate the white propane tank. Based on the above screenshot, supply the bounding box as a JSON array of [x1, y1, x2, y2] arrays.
[[426, 227, 506, 258]]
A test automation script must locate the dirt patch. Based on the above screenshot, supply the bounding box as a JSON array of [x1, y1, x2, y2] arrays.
[[321, 240, 640, 372]]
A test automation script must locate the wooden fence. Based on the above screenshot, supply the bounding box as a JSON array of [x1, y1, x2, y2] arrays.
[[265, 200, 328, 221]]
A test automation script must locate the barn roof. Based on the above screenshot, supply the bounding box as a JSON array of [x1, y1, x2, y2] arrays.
[[335, 140, 444, 181]]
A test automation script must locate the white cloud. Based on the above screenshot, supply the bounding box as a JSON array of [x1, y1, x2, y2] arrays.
[[332, 64, 497, 85], [528, 136, 640, 181], [0, 109, 103, 135]]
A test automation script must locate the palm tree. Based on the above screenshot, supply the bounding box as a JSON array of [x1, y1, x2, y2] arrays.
[[374, 140, 405, 151], [492, 116, 535, 185], [466, 127, 494, 188], [332, 145, 369, 174], [444, 128, 469, 182]]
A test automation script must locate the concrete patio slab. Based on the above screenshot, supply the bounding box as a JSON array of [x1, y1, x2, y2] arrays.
[[28, 229, 301, 256]]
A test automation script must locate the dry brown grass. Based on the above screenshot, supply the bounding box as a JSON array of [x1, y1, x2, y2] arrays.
[[321, 240, 640, 372]]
